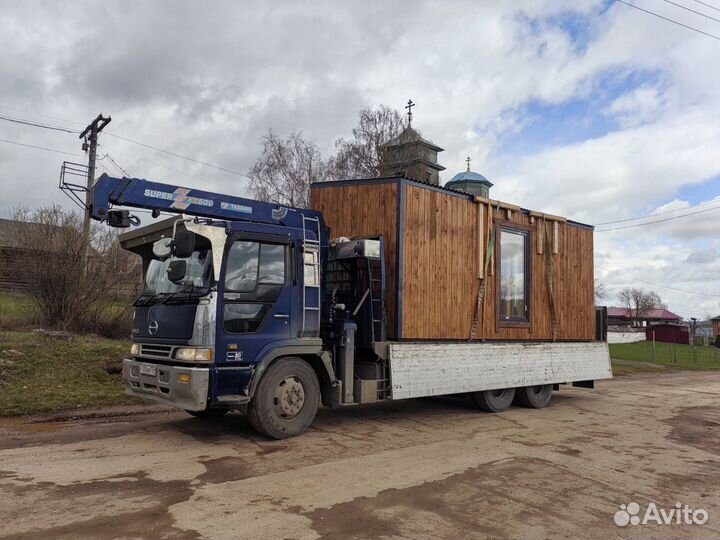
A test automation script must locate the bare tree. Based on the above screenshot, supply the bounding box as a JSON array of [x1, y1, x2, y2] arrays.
[[594, 281, 607, 303], [9, 206, 140, 335], [328, 105, 405, 179], [617, 287, 663, 327], [248, 130, 328, 208]]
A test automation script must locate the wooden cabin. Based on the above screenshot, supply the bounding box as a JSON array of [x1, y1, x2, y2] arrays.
[[311, 177, 595, 342]]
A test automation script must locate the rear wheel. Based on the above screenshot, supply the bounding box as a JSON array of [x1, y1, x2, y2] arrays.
[[248, 357, 320, 439], [185, 406, 230, 418], [515, 384, 553, 408], [471, 387, 516, 412]]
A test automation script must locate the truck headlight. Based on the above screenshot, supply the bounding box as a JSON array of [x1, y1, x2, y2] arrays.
[[130, 343, 140, 356], [175, 348, 213, 362]]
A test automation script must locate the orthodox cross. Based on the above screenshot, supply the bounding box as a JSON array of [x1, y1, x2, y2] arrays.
[[466, 156, 471, 172], [405, 99, 415, 126]]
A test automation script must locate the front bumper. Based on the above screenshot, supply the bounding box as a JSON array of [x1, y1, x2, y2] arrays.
[[122, 358, 210, 411]]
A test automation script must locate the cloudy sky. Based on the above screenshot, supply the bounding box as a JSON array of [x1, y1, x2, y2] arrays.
[[1, 0, 719, 318]]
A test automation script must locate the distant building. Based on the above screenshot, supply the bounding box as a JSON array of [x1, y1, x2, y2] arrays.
[[646, 323, 689, 345], [0, 218, 35, 291], [380, 126, 445, 185], [607, 307, 681, 328], [713, 315, 720, 338], [445, 159, 494, 198]]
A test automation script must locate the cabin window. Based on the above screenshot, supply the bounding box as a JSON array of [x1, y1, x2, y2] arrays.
[[225, 241, 286, 292], [223, 303, 268, 334], [498, 228, 530, 324]]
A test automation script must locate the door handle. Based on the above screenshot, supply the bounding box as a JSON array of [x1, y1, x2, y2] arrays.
[[274, 314, 290, 320]]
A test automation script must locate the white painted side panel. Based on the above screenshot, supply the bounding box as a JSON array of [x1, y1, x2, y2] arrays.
[[388, 341, 612, 400], [607, 332, 646, 344]]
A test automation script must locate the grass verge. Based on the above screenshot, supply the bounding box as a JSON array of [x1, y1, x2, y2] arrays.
[[0, 292, 36, 328], [610, 341, 720, 369], [0, 330, 137, 416]]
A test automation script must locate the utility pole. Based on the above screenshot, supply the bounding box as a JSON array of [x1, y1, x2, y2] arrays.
[[79, 114, 111, 269]]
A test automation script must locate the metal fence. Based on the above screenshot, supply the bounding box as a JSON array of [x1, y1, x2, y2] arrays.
[[648, 342, 720, 365]]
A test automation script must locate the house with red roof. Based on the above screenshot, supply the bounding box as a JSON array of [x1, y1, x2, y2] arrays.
[[607, 307, 681, 328]]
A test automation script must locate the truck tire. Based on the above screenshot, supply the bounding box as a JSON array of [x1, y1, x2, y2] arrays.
[[471, 388, 516, 412], [515, 384, 553, 408], [186, 406, 230, 418], [248, 357, 320, 439]]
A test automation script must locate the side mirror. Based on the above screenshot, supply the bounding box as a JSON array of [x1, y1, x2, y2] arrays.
[[167, 259, 187, 284], [152, 238, 173, 259], [173, 231, 195, 258]]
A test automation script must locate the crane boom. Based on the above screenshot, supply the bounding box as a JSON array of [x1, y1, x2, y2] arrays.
[[89, 173, 319, 229]]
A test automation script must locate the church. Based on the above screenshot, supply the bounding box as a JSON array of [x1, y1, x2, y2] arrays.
[[378, 101, 493, 199]]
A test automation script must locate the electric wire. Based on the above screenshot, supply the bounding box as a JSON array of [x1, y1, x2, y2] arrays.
[[694, 0, 720, 13], [0, 114, 80, 134], [596, 264, 720, 297], [595, 197, 720, 225], [595, 204, 720, 231], [615, 0, 720, 41], [105, 132, 249, 178], [662, 0, 720, 22], [0, 137, 83, 157]]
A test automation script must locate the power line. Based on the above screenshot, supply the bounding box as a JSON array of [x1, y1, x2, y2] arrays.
[[0, 114, 79, 134], [0, 105, 86, 127], [98, 143, 220, 186], [105, 132, 249, 178], [615, 0, 720, 41], [662, 0, 720, 23], [597, 264, 720, 297], [0, 108, 249, 179], [103, 152, 131, 177], [693, 0, 720, 13], [595, 197, 720, 225], [0, 137, 83, 157], [596, 204, 720, 231]]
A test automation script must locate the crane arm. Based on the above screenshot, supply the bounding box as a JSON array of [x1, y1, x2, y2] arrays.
[[89, 174, 316, 228]]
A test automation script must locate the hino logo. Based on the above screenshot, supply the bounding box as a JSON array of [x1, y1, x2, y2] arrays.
[[148, 320, 159, 335]]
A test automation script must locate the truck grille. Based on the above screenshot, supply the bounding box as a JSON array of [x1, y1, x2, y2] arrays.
[[139, 344, 173, 360]]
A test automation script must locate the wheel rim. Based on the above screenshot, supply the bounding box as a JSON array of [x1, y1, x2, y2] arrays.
[[273, 376, 306, 419], [490, 389, 508, 399]]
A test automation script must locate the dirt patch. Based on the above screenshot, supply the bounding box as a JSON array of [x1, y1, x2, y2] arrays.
[[664, 406, 720, 454], [0, 472, 198, 540], [305, 457, 616, 540], [197, 456, 253, 484]]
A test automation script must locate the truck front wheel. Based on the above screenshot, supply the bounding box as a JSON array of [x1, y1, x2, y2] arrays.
[[515, 384, 553, 408], [471, 387, 516, 412], [248, 357, 320, 439]]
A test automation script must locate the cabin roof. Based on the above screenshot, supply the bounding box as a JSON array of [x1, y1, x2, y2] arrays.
[[311, 176, 594, 230]]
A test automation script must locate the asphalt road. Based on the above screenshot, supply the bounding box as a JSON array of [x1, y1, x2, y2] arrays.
[[1, 371, 719, 539]]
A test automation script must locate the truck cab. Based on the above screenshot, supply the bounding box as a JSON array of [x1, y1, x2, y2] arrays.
[[119, 208, 340, 436]]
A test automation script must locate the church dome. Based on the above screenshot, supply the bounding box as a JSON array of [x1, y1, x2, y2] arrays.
[[445, 162, 493, 197], [446, 171, 492, 186]]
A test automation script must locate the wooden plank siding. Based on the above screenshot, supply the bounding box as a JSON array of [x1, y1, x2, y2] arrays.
[[310, 181, 400, 338], [310, 178, 595, 342]]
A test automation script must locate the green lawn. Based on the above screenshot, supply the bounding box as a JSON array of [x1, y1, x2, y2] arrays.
[[0, 292, 36, 327], [610, 341, 720, 370], [0, 330, 136, 416]]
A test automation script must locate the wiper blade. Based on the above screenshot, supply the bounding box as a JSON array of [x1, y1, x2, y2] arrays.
[[133, 293, 155, 307]]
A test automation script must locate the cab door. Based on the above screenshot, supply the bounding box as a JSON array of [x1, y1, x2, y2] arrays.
[[216, 235, 293, 375]]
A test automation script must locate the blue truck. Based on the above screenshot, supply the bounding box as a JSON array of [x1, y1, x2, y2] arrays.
[[89, 174, 612, 439]]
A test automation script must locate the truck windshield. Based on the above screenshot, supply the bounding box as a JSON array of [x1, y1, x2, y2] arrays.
[[139, 248, 213, 303]]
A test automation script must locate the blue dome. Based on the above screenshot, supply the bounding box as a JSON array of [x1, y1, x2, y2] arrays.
[[446, 171, 493, 187]]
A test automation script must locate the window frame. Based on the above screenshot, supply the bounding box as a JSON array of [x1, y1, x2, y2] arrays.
[[495, 221, 532, 328], [221, 235, 290, 335], [223, 239, 289, 294]]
